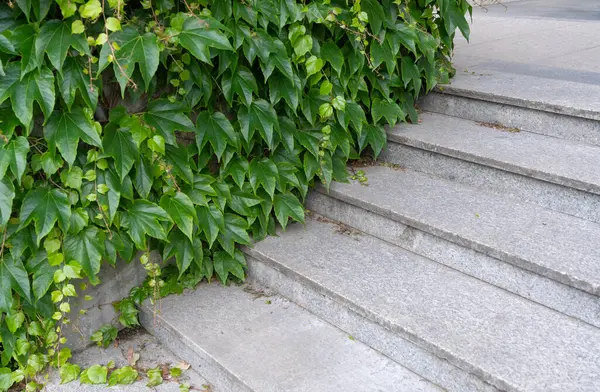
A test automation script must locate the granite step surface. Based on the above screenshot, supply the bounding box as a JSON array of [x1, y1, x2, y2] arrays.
[[306, 189, 600, 328], [418, 71, 600, 145], [246, 217, 600, 392], [382, 111, 600, 223], [311, 166, 600, 298], [140, 283, 442, 392]]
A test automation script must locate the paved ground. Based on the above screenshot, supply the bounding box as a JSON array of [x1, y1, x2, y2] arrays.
[[454, 0, 600, 82], [42, 329, 210, 391]]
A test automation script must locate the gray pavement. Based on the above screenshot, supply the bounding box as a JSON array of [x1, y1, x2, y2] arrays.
[[454, 0, 600, 80]]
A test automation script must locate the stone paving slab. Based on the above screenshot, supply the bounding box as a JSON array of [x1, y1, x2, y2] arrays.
[[389, 111, 600, 194], [141, 283, 442, 392], [42, 329, 209, 391], [323, 166, 600, 296], [247, 216, 600, 392]]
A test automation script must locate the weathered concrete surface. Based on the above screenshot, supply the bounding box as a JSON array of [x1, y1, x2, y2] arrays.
[[388, 111, 600, 194], [64, 256, 148, 352], [306, 190, 600, 328], [246, 217, 600, 392], [43, 329, 209, 391], [419, 92, 600, 145], [318, 166, 600, 296], [381, 141, 600, 223], [141, 283, 443, 392]]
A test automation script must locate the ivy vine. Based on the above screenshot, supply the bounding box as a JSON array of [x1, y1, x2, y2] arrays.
[[0, 0, 470, 389]]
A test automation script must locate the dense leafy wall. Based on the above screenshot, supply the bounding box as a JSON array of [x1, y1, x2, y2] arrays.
[[0, 0, 469, 388]]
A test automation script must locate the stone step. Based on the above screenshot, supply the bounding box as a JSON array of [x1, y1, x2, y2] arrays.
[[382, 111, 600, 223], [307, 190, 600, 328], [418, 71, 600, 146], [311, 166, 600, 300], [140, 283, 442, 392], [246, 217, 600, 392]]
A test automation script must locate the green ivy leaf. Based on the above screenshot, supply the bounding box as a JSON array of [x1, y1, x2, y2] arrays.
[[103, 124, 138, 181], [80, 364, 108, 385], [146, 367, 163, 387], [400, 56, 422, 93], [134, 157, 154, 199], [164, 229, 202, 277], [273, 192, 304, 229], [372, 99, 405, 127], [144, 100, 195, 145], [160, 192, 196, 242], [98, 27, 159, 95], [11, 68, 55, 127], [179, 17, 233, 64], [59, 57, 98, 111], [10, 25, 38, 76], [5, 311, 24, 333], [321, 42, 343, 76], [108, 366, 138, 386], [19, 187, 71, 245], [217, 213, 251, 255], [195, 111, 239, 160], [222, 66, 258, 107], [122, 200, 172, 249], [59, 363, 81, 385], [0, 136, 29, 185], [0, 178, 15, 226], [362, 0, 386, 34], [44, 108, 103, 166], [0, 368, 13, 391], [0, 254, 31, 304], [248, 158, 278, 199], [213, 249, 245, 283], [238, 99, 279, 149], [305, 55, 324, 77], [64, 226, 105, 283], [35, 20, 89, 73], [196, 204, 224, 248]]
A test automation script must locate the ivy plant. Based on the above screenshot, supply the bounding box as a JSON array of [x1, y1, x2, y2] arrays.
[[0, 0, 470, 389]]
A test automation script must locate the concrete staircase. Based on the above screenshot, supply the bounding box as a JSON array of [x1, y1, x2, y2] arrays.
[[140, 69, 600, 392]]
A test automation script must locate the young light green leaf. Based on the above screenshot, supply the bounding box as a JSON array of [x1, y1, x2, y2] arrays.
[[147, 368, 163, 387], [80, 364, 108, 385], [108, 366, 138, 386], [59, 363, 81, 385], [105, 17, 122, 32]]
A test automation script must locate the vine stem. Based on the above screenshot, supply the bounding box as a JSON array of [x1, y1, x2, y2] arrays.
[[94, 160, 114, 240], [101, 0, 138, 91], [0, 228, 7, 259]]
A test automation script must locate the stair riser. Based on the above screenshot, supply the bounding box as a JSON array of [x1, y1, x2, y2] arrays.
[[246, 255, 501, 392], [419, 92, 600, 146], [140, 308, 254, 392], [307, 191, 600, 328], [380, 142, 600, 224]]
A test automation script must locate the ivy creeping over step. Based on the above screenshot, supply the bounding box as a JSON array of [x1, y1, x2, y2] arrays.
[[0, 0, 470, 389]]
